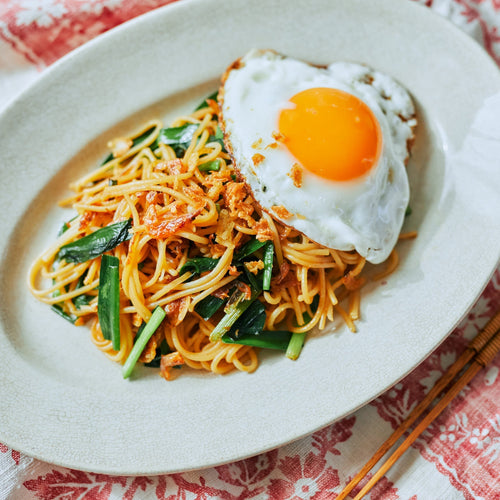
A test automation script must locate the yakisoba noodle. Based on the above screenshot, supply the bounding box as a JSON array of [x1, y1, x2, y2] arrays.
[[28, 99, 406, 380]]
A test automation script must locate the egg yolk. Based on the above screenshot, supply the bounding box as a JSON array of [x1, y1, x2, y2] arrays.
[[278, 87, 382, 182]]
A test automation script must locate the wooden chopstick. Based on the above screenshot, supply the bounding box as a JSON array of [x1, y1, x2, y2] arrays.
[[352, 330, 500, 499], [337, 310, 500, 500]]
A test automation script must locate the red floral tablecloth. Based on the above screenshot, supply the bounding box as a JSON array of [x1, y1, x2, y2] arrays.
[[1, 1, 500, 499]]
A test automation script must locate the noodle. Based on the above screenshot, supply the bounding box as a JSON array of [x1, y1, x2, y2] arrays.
[[28, 99, 401, 380]]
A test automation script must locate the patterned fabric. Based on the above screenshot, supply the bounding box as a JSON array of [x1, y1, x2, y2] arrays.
[[1, 1, 500, 498]]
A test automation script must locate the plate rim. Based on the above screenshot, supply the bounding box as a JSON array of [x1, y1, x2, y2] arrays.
[[1, 0, 500, 475]]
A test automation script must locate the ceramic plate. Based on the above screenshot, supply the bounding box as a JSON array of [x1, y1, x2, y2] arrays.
[[1, 0, 500, 475]]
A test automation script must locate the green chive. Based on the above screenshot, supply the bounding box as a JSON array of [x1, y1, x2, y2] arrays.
[[51, 304, 76, 324], [214, 126, 224, 140], [144, 339, 171, 368], [100, 126, 156, 165], [58, 219, 132, 264], [157, 123, 198, 146], [101, 152, 114, 166], [209, 290, 258, 342], [262, 241, 274, 291], [131, 126, 156, 148], [286, 333, 306, 360], [233, 237, 267, 262], [198, 159, 221, 172], [206, 126, 226, 152], [195, 90, 218, 110], [194, 294, 225, 320], [58, 222, 69, 236], [57, 215, 78, 237], [122, 306, 166, 379], [222, 330, 292, 351], [179, 257, 219, 276], [242, 264, 261, 292], [284, 296, 319, 360], [98, 255, 121, 350], [73, 272, 93, 309]]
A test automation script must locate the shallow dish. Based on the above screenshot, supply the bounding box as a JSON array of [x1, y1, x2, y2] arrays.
[[1, 0, 500, 475]]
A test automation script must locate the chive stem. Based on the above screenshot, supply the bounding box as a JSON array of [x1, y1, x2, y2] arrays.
[[122, 306, 166, 379], [209, 291, 257, 342], [262, 241, 274, 291], [233, 237, 267, 262], [58, 219, 132, 263], [98, 255, 121, 350], [198, 159, 221, 172], [222, 330, 292, 351], [286, 332, 306, 360], [51, 304, 76, 324]]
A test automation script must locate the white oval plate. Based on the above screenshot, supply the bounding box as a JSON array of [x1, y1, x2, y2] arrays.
[[1, 0, 500, 475]]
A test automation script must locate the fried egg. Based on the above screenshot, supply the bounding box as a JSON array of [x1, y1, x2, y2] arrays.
[[219, 49, 417, 264]]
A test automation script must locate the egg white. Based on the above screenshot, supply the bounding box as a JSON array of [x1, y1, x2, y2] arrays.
[[219, 49, 417, 264]]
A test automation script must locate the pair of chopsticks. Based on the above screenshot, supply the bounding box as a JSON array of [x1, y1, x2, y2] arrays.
[[337, 310, 500, 500]]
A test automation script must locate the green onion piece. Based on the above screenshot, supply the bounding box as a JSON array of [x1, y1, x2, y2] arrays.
[[194, 294, 225, 320], [286, 332, 306, 360], [144, 123, 199, 158], [57, 215, 78, 237], [153, 123, 198, 157], [179, 257, 219, 276], [51, 276, 63, 299], [157, 123, 198, 146], [100, 152, 114, 166], [405, 205, 412, 217], [229, 299, 265, 334], [98, 255, 121, 350], [210, 127, 224, 142], [207, 126, 226, 152], [144, 339, 171, 368], [58, 219, 132, 264], [298, 295, 319, 326], [233, 237, 267, 262], [73, 272, 93, 309], [214, 126, 224, 140], [73, 293, 92, 309], [131, 126, 156, 147], [195, 90, 218, 110], [100, 127, 156, 165], [58, 222, 69, 236], [133, 321, 146, 343], [51, 304, 76, 324], [262, 241, 274, 291], [242, 264, 261, 292], [284, 295, 319, 360], [222, 301, 291, 350], [209, 290, 258, 342], [198, 159, 221, 172], [222, 330, 292, 351], [50, 271, 76, 322], [122, 306, 166, 379]]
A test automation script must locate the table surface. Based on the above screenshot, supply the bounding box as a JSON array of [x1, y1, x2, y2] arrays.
[[1, 1, 500, 499]]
